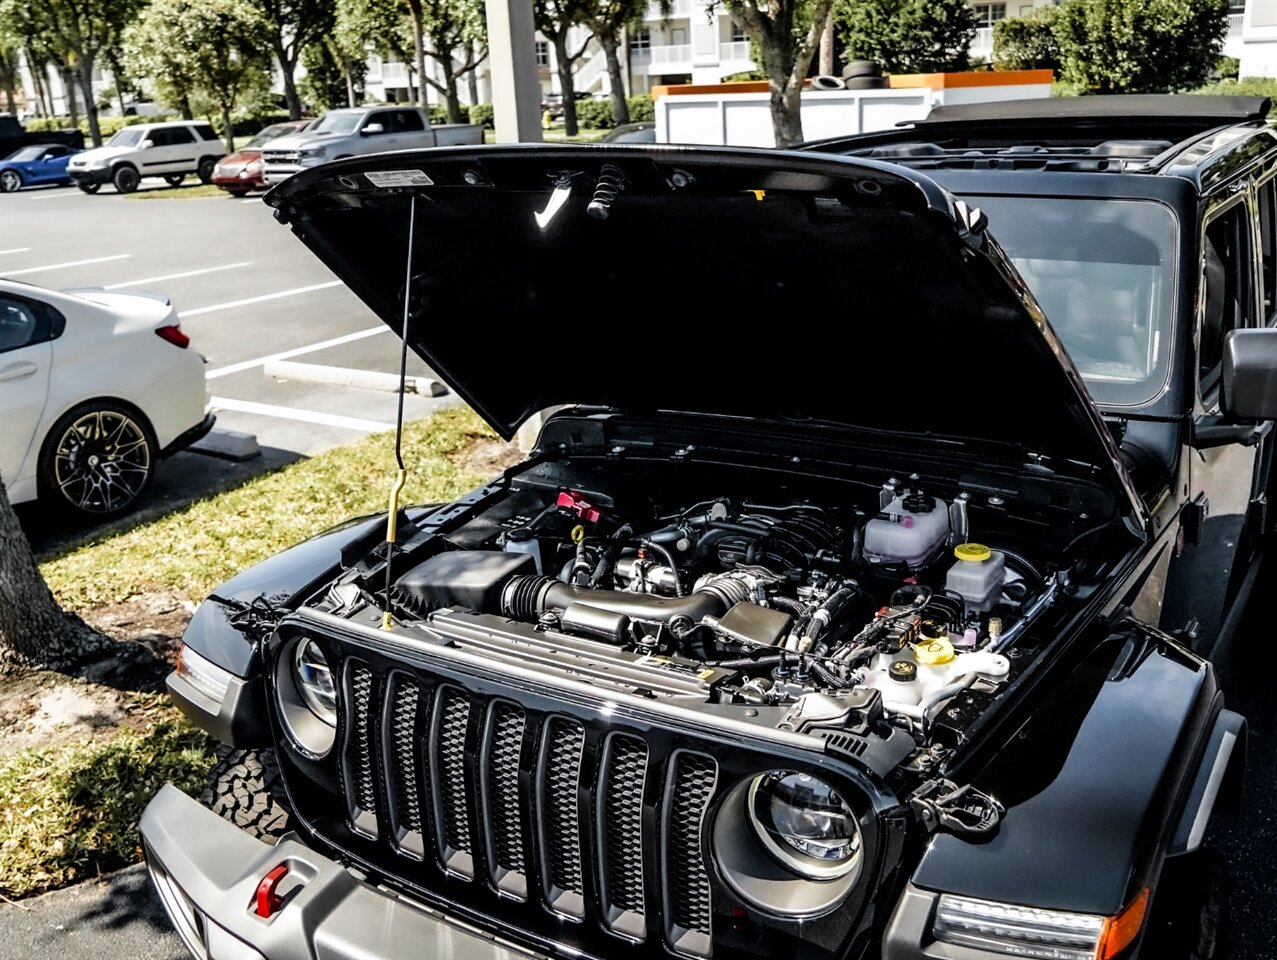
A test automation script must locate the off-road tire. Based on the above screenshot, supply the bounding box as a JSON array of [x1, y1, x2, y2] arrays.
[[1144, 850, 1227, 960], [200, 747, 292, 840]]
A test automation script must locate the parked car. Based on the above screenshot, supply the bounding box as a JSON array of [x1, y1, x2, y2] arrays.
[[260, 106, 484, 185], [540, 92, 596, 120], [144, 118, 1270, 960], [212, 119, 311, 197], [0, 143, 81, 192], [0, 114, 84, 159], [601, 121, 655, 143], [0, 279, 212, 518], [66, 120, 224, 194]]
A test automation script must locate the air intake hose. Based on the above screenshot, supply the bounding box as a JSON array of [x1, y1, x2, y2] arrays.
[[501, 574, 747, 626]]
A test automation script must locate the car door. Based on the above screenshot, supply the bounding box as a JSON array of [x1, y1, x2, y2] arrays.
[[1185, 192, 1267, 644], [138, 127, 179, 174], [35, 145, 69, 183], [360, 110, 399, 150], [161, 125, 200, 171], [0, 294, 55, 488]]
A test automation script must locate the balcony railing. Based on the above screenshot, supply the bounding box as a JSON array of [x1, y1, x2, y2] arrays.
[[971, 26, 994, 56], [382, 61, 408, 82], [1228, 12, 1244, 38], [650, 43, 693, 66], [718, 40, 752, 62]]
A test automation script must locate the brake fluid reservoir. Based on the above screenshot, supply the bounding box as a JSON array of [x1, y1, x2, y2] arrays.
[[863, 493, 949, 568], [945, 543, 1006, 613]]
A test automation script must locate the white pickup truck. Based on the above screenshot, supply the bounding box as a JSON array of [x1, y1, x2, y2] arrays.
[[261, 106, 483, 184]]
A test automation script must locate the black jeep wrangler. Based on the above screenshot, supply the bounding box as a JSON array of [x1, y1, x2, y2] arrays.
[[142, 95, 1274, 960]]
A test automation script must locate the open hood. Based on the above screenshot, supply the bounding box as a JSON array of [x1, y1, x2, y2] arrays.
[[265, 145, 1143, 517]]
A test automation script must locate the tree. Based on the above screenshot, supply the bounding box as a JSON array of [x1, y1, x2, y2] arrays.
[[579, 0, 670, 126], [535, 0, 591, 136], [335, 0, 415, 100], [0, 482, 114, 676], [718, 0, 833, 147], [992, 6, 1061, 72], [260, 0, 333, 119], [418, 0, 486, 122], [302, 40, 366, 109], [1054, 0, 1230, 94], [0, 43, 19, 114], [0, 0, 142, 145], [123, 9, 199, 119], [835, 0, 975, 74]]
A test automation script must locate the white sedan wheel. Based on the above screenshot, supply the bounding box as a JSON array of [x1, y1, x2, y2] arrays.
[[40, 403, 156, 517]]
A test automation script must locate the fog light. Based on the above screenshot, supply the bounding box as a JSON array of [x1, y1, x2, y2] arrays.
[[933, 893, 1106, 960], [176, 645, 233, 703]]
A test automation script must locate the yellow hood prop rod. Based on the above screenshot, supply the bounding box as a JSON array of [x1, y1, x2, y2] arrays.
[[382, 192, 418, 630]]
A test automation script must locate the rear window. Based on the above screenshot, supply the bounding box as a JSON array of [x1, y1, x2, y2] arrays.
[[194, 124, 219, 141], [968, 195, 1179, 407]]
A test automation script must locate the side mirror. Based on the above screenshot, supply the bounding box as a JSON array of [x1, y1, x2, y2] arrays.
[[139, 139, 154, 149], [1222, 328, 1277, 420], [361, 122, 385, 136]]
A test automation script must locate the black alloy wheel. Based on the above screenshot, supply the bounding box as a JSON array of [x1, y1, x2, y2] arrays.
[[113, 166, 140, 194], [39, 403, 156, 518]]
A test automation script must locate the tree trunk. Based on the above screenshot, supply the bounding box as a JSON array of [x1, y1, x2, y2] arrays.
[[443, 73, 463, 124], [62, 67, 79, 126], [276, 43, 302, 119], [344, 59, 357, 107], [599, 34, 627, 125], [769, 79, 803, 146], [178, 92, 193, 120], [466, 40, 480, 106], [819, 9, 834, 76], [77, 57, 102, 146], [554, 36, 579, 136], [221, 102, 234, 153], [0, 482, 114, 676], [410, 10, 428, 110]]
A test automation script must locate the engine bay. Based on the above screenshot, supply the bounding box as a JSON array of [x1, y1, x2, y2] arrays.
[[317, 460, 1075, 754]]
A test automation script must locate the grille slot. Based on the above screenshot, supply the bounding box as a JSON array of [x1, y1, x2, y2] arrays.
[[598, 734, 649, 941], [664, 751, 718, 958], [481, 702, 528, 899], [381, 674, 425, 858], [430, 687, 475, 878], [538, 716, 586, 920], [340, 661, 378, 839]]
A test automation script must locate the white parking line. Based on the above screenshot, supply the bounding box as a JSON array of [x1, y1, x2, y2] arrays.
[[178, 280, 342, 318], [240, 198, 260, 205], [204, 325, 388, 379], [210, 396, 393, 432], [3, 254, 131, 276], [0, 248, 31, 255], [26, 191, 85, 201], [104, 262, 252, 290]]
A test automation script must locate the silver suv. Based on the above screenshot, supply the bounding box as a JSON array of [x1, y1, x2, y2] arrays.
[[66, 120, 224, 194], [261, 106, 483, 184]]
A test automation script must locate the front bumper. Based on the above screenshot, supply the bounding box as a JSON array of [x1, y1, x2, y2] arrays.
[[262, 164, 306, 185], [141, 784, 546, 960], [68, 166, 113, 185]]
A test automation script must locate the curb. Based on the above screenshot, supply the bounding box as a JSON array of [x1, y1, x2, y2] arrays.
[[263, 360, 448, 397], [190, 429, 261, 461]]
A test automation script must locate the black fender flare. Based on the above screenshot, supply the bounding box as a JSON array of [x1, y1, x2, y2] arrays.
[[908, 620, 1241, 916]]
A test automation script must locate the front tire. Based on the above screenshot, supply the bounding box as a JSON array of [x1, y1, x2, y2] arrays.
[[77, 181, 101, 194], [112, 165, 140, 194], [197, 158, 216, 184], [1143, 850, 1227, 960], [200, 748, 292, 840], [38, 401, 156, 519], [163, 173, 185, 187], [227, 188, 250, 198], [0, 169, 22, 192]]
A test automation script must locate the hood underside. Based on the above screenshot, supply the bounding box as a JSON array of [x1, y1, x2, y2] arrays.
[[265, 145, 1140, 510]]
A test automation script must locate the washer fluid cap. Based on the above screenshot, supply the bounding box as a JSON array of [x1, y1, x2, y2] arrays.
[[954, 542, 992, 563], [914, 636, 955, 665]]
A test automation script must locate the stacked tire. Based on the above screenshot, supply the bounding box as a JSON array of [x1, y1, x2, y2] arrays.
[[842, 60, 887, 90]]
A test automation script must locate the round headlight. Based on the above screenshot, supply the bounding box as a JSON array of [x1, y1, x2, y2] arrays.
[[748, 771, 861, 880], [294, 638, 337, 725]]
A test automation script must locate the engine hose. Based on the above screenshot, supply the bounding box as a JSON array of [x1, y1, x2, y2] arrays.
[[640, 540, 683, 596], [502, 575, 729, 625], [769, 596, 806, 616], [808, 660, 848, 689], [708, 653, 785, 669], [807, 585, 859, 644]]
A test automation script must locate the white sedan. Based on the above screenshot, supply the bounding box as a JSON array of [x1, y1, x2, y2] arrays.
[[0, 279, 212, 518]]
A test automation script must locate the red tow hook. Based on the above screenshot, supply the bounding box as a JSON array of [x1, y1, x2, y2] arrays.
[[254, 864, 290, 918]]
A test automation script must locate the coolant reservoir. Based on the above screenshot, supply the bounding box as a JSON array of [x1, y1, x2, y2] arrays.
[[863, 493, 949, 568], [945, 543, 1006, 613]]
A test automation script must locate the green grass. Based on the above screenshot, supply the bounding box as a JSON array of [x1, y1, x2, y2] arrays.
[[41, 407, 501, 610], [123, 183, 233, 200], [0, 710, 216, 899], [482, 127, 611, 144]]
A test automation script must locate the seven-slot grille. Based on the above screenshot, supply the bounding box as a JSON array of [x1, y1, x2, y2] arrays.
[[336, 658, 719, 956]]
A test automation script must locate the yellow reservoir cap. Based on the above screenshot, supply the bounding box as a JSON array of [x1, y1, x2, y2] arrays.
[[954, 542, 992, 563], [914, 636, 955, 665]]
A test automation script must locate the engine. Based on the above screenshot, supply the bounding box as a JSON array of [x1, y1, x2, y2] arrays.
[[373, 478, 1051, 744]]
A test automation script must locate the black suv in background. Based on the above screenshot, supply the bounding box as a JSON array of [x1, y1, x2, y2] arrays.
[[140, 101, 1277, 960]]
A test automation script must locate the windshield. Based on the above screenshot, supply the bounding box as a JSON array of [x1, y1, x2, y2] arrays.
[[245, 123, 300, 149], [108, 128, 146, 147], [8, 146, 45, 161], [309, 112, 361, 135], [970, 195, 1177, 407]]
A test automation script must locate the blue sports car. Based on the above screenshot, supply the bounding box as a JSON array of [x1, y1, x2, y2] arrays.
[[0, 143, 80, 192]]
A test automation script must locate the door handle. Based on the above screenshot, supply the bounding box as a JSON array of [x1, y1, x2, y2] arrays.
[[0, 361, 37, 382]]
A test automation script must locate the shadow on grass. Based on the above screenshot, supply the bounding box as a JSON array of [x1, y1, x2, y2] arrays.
[[21, 445, 304, 564]]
